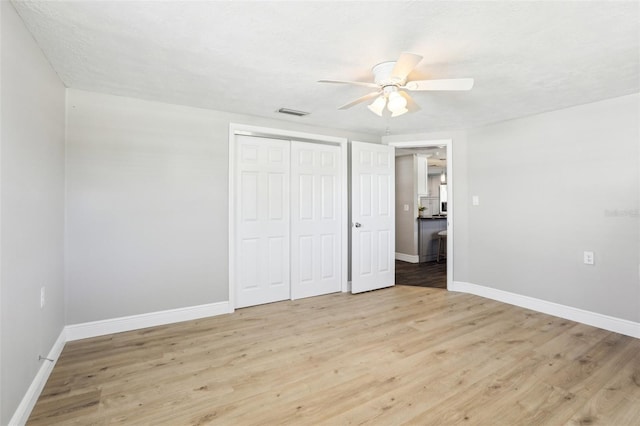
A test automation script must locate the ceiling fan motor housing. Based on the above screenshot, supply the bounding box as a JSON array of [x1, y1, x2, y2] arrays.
[[382, 85, 399, 97], [372, 61, 404, 86]]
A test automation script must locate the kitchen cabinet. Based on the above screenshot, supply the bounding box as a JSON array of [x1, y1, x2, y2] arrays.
[[428, 174, 441, 199], [418, 217, 447, 262], [416, 155, 429, 195]]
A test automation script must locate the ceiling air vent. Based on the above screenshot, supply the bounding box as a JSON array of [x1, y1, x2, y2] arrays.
[[277, 108, 309, 117]]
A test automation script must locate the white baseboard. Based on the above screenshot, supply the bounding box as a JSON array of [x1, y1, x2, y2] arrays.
[[66, 301, 233, 341], [451, 281, 640, 339], [9, 329, 67, 426], [395, 252, 419, 263]]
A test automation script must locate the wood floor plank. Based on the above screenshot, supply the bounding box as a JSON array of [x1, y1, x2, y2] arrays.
[[565, 352, 640, 425], [28, 286, 640, 425]]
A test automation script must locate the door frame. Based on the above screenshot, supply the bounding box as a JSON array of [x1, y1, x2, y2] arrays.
[[228, 123, 349, 310], [385, 139, 454, 290]]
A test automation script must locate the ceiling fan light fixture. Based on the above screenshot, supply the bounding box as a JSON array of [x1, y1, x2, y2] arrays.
[[387, 91, 408, 115], [367, 95, 386, 116], [390, 107, 408, 117]]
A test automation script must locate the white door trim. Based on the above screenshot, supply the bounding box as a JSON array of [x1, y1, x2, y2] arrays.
[[385, 139, 454, 291], [228, 123, 349, 311]]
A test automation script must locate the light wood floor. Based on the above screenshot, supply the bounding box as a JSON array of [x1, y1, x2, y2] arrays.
[[29, 286, 640, 425]]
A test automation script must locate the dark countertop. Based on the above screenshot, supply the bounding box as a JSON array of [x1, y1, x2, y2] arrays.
[[418, 216, 447, 220]]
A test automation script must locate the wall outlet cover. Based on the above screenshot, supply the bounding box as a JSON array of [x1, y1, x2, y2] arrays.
[[583, 251, 595, 265]]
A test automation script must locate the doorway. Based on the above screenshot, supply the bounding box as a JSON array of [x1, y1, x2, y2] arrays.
[[387, 139, 453, 290]]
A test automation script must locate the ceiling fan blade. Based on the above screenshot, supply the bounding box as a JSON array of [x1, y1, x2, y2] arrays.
[[404, 78, 475, 91], [390, 52, 423, 83], [318, 79, 379, 89], [338, 91, 381, 110], [399, 91, 421, 112]]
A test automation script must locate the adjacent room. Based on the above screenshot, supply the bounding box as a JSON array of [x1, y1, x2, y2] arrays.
[[2, 1, 639, 424], [395, 146, 449, 289]]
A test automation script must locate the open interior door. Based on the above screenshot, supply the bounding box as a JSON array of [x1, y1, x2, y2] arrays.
[[351, 141, 395, 293]]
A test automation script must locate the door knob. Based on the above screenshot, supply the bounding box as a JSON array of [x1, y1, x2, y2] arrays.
[[354, 222, 362, 228]]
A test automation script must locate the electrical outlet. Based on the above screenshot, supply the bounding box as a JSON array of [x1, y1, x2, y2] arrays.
[[403, 204, 409, 211], [40, 287, 45, 308], [472, 196, 480, 206], [583, 251, 594, 265]]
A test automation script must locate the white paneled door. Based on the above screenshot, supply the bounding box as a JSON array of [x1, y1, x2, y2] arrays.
[[235, 135, 290, 308], [291, 141, 341, 299], [351, 141, 395, 293]]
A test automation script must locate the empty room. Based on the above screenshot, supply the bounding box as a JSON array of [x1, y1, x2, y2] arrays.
[[1, 1, 639, 425]]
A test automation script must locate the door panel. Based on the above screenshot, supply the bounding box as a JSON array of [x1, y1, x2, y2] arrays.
[[321, 175, 335, 218], [241, 172, 259, 221], [235, 135, 290, 308], [291, 141, 342, 300], [320, 234, 335, 278], [267, 173, 285, 219], [378, 230, 391, 271], [351, 141, 395, 293], [378, 175, 391, 215]]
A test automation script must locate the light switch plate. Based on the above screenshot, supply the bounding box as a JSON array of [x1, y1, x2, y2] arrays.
[[472, 196, 480, 206]]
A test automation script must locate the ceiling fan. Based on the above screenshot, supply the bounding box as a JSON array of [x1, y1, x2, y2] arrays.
[[319, 52, 474, 118]]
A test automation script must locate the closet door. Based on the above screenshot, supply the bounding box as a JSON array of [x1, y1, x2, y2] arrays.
[[291, 141, 341, 299], [235, 135, 290, 308]]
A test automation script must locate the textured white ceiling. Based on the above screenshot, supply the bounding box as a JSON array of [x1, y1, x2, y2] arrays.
[[11, 1, 639, 136]]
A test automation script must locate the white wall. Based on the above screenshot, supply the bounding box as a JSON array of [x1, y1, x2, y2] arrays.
[[395, 155, 417, 257], [0, 1, 66, 423], [65, 89, 378, 324], [466, 94, 639, 322]]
